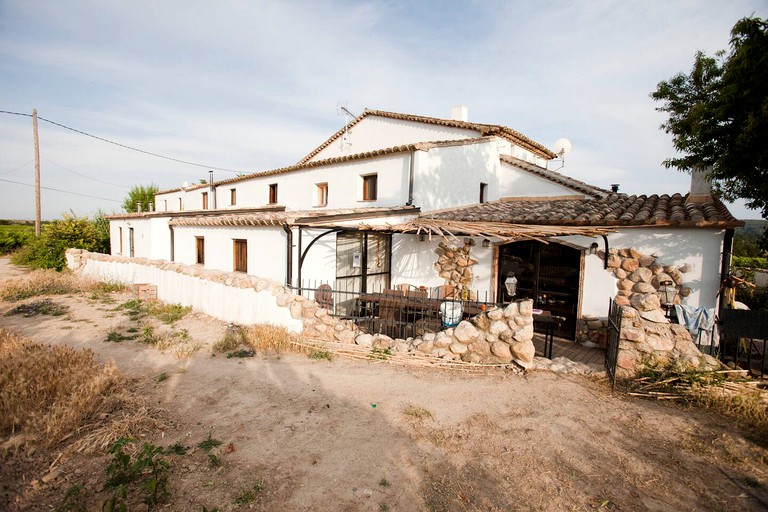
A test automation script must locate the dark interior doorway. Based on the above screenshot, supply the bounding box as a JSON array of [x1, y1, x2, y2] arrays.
[[498, 241, 581, 339]]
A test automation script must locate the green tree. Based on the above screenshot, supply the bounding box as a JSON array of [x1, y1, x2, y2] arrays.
[[122, 184, 159, 213], [651, 17, 768, 217]]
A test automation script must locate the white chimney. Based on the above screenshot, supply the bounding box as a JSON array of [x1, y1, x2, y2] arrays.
[[450, 105, 468, 122], [686, 165, 713, 204]]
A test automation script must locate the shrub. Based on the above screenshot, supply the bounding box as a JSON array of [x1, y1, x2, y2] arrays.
[[733, 256, 768, 269], [0, 224, 33, 255], [11, 212, 107, 270]]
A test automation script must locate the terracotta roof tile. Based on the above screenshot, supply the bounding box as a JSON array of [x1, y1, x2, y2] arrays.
[[429, 193, 743, 228]]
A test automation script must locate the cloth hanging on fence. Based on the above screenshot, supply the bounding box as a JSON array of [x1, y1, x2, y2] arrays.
[[674, 305, 718, 347]]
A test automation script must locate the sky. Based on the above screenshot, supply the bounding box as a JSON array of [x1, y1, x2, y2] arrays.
[[1, 0, 766, 220]]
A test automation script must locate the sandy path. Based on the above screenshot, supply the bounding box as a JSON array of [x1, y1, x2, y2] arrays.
[[1, 258, 767, 511]]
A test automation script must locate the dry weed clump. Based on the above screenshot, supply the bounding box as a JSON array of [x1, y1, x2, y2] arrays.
[[0, 329, 159, 455], [0, 269, 96, 301], [214, 324, 307, 355]]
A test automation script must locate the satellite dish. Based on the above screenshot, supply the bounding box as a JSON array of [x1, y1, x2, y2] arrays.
[[553, 138, 572, 159]]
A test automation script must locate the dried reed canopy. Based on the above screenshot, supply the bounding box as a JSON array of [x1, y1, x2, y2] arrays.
[[358, 217, 616, 243]]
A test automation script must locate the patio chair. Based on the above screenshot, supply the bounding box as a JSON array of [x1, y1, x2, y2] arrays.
[[316, 284, 334, 311], [430, 284, 455, 300]]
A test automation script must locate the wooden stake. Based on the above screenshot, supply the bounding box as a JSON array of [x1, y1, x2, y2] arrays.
[[32, 109, 41, 237]]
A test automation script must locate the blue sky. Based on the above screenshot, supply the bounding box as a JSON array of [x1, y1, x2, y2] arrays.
[[1, 0, 765, 220]]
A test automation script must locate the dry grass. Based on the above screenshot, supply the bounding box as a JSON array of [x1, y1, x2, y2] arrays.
[[0, 269, 94, 301], [403, 405, 434, 421], [214, 324, 307, 355], [0, 328, 160, 455], [691, 383, 768, 443]]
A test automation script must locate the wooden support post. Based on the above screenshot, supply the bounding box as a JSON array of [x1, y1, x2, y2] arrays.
[[32, 108, 41, 237]]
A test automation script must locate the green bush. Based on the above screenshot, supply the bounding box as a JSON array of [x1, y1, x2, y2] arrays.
[[0, 225, 34, 255], [733, 256, 768, 269], [10, 212, 109, 270]]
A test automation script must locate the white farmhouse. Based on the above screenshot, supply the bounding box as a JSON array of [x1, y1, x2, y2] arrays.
[[107, 108, 742, 342]]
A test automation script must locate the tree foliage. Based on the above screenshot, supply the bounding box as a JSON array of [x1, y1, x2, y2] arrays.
[[122, 184, 159, 213], [652, 17, 768, 216], [11, 212, 110, 270]]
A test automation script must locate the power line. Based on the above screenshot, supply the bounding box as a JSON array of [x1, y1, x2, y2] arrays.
[[43, 157, 131, 189], [0, 109, 243, 174], [0, 177, 121, 202], [0, 160, 34, 175]]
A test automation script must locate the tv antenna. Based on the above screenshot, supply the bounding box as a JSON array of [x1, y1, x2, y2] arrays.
[[548, 137, 572, 171], [336, 102, 355, 150]]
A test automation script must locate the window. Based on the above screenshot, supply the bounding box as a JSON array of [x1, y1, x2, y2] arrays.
[[163, 200, 167, 211], [119, 227, 123, 254], [480, 182, 488, 203], [362, 174, 377, 201], [178, 198, 183, 210], [230, 188, 237, 206], [195, 237, 205, 265], [269, 183, 278, 204], [316, 183, 328, 207], [128, 228, 135, 258], [233, 239, 247, 273], [202, 192, 208, 209]]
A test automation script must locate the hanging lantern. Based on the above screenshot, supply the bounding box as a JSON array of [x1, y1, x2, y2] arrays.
[[504, 273, 518, 298], [658, 280, 677, 305]]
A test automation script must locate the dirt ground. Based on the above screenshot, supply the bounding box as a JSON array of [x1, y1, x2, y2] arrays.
[[1, 259, 768, 511]]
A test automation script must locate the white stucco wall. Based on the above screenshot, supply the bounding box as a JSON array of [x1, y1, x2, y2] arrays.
[[72, 256, 301, 331], [559, 228, 725, 316], [173, 225, 287, 282], [309, 116, 480, 162], [210, 154, 410, 211], [390, 234, 495, 299], [109, 219, 152, 258], [499, 162, 579, 198], [413, 141, 501, 212]]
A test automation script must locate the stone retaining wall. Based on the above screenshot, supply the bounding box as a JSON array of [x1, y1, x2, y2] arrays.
[[67, 249, 536, 369], [576, 246, 718, 375]]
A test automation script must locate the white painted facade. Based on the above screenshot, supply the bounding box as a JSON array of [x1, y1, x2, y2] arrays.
[[107, 109, 734, 337]]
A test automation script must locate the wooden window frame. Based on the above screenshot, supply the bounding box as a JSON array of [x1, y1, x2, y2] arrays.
[[233, 239, 247, 273], [362, 174, 377, 201], [480, 182, 488, 203], [268, 183, 278, 204], [230, 188, 237, 206], [202, 192, 208, 210], [195, 237, 205, 265], [316, 182, 328, 207]]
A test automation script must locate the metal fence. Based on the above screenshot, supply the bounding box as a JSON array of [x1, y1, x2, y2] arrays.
[[604, 299, 623, 388], [294, 279, 500, 339], [718, 308, 768, 378]]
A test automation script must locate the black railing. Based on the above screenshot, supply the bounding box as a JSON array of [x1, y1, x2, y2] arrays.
[[294, 279, 499, 339], [718, 308, 768, 378], [605, 299, 623, 388]]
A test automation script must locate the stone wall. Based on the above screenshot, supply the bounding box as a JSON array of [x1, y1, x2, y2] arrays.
[[433, 240, 477, 298], [574, 246, 718, 375], [67, 249, 536, 369]]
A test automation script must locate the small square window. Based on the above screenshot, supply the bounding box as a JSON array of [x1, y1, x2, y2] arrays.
[[269, 183, 278, 204], [362, 174, 377, 201], [230, 188, 237, 206], [196, 237, 205, 265], [316, 183, 328, 207], [233, 239, 247, 273]]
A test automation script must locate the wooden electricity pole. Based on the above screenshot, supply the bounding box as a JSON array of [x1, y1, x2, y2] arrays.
[[32, 108, 41, 236]]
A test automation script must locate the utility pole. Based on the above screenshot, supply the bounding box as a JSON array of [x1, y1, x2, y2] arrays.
[[32, 108, 41, 236]]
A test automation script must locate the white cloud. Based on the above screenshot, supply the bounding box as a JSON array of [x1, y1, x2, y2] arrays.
[[1, 0, 765, 220]]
